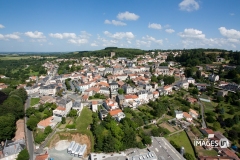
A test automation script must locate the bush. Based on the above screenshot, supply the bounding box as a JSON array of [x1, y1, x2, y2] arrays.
[[16, 149, 29, 160], [61, 117, 66, 124], [66, 124, 76, 129], [206, 116, 215, 123]]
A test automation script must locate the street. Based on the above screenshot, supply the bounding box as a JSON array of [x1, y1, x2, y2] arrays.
[[25, 97, 35, 160], [198, 100, 207, 129]]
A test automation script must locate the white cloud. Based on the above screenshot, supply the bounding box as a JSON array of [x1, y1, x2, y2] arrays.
[[5, 33, 20, 39], [148, 23, 162, 30], [127, 40, 131, 44], [104, 31, 135, 39], [91, 43, 98, 46], [179, 0, 199, 12], [0, 34, 4, 39], [178, 28, 205, 39], [0, 24, 5, 29], [165, 29, 175, 33], [79, 31, 92, 39], [230, 13, 235, 16], [48, 42, 53, 45], [49, 33, 76, 39], [104, 19, 126, 26], [25, 31, 45, 39], [219, 27, 240, 39], [141, 35, 163, 46], [117, 11, 139, 21], [68, 39, 88, 44]]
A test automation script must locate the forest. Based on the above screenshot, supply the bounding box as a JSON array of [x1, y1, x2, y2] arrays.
[[0, 87, 27, 141]]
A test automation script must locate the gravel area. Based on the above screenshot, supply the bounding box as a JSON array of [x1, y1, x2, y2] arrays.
[[55, 140, 71, 151]]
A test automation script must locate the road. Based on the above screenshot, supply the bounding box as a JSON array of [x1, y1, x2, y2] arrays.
[[69, 80, 75, 92], [198, 100, 207, 129], [25, 97, 35, 160]]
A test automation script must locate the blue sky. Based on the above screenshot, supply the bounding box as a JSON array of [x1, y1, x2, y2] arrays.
[[0, 0, 240, 52]]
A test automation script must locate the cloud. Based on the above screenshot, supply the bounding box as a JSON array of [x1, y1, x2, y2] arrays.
[[0, 24, 5, 29], [49, 33, 76, 39], [91, 43, 98, 46], [25, 31, 45, 39], [178, 28, 205, 39], [165, 29, 175, 33], [104, 19, 126, 26], [0, 34, 4, 39], [79, 31, 92, 39], [142, 35, 163, 45], [5, 33, 20, 39], [117, 11, 139, 21], [179, 0, 199, 12], [68, 39, 88, 44], [148, 23, 162, 30], [104, 31, 135, 39], [230, 13, 235, 16], [219, 27, 240, 39]]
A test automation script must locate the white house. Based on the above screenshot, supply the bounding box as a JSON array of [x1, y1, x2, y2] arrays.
[[37, 116, 57, 129], [39, 84, 57, 95], [208, 74, 219, 82], [187, 77, 195, 84], [109, 109, 125, 121], [179, 81, 189, 90], [137, 90, 148, 101], [175, 110, 183, 119], [91, 101, 98, 112]]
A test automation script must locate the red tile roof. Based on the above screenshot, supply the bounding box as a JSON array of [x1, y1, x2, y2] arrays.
[[109, 109, 122, 116]]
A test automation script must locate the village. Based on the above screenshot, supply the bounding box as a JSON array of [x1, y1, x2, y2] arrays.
[[0, 50, 240, 160]]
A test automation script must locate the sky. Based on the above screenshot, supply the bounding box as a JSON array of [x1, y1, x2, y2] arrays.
[[0, 0, 240, 52]]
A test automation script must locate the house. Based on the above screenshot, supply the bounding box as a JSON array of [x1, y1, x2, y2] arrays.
[[201, 128, 214, 138], [208, 74, 219, 82], [187, 97, 197, 104], [122, 85, 136, 94], [99, 109, 109, 120], [35, 153, 49, 160], [116, 94, 125, 107], [25, 85, 40, 94], [72, 101, 83, 112], [2, 139, 25, 159], [109, 81, 118, 91], [183, 112, 192, 122], [39, 84, 57, 95], [179, 81, 189, 90], [103, 99, 119, 111], [53, 98, 73, 118], [164, 85, 173, 95], [189, 109, 199, 119], [156, 66, 169, 75], [0, 83, 8, 90], [175, 110, 183, 119], [195, 83, 208, 91], [12, 119, 25, 141], [40, 96, 56, 104], [217, 90, 228, 97], [37, 116, 58, 129], [92, 101, 98, 112], [152, 91, 159, 99], [137, 90, 148, 101], [187, 77, 195, 84], [109, 109, 125, 121]]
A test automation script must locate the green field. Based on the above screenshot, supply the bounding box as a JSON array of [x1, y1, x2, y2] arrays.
[[30, 98, 40, 106], [76, 107, 94, 151], [167, 131, 195, 158], [0, 56, 32, 60]]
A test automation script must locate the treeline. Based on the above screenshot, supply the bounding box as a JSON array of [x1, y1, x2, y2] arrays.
[[0, 59, 47, 84], [60, 48, 145, 59], [175, 49, 240, 67], [0, 88, 27, 141]]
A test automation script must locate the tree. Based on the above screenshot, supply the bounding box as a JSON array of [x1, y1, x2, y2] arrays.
[[184, 153, 195, 160], [27, 116, 39, 130], [225, 118, 234, 127], [44, 126, 52, 135], [61, 117, 66, 124], [67, 109, 78, 117], [118, 88, 124, 95], [16, 149, 29, 160], [26, 107, 36, 117], [233, 115, 239, 124], [206, 116, 215, 123], [212, 122, 221, 131], [0, 114, 16, 141]]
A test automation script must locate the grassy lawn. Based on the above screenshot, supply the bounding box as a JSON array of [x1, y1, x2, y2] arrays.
[[167, 131, 195, 158], [76, 107, 94, 151], [200, 149, 218, 156], [0, 56, 31, 60], [30, 98, 40, 106]]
